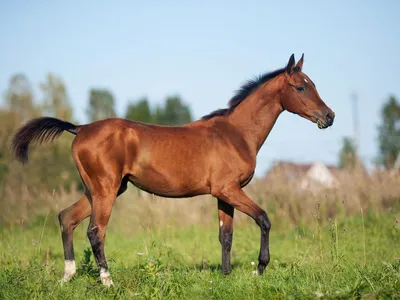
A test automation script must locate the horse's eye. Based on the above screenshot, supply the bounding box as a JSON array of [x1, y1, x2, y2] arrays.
[[296, 86, 305, 92]]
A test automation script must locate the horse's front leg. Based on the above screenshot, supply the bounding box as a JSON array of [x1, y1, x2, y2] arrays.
[[213, 183, 271, 275]]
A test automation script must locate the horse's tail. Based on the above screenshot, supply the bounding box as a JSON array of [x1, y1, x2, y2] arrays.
[[11, 117, 79, 164]]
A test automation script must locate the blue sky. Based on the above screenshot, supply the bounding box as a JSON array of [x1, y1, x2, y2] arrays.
[[0, 1, 399, 176]]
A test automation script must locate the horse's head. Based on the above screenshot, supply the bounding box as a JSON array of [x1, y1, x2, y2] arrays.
[[280, 54, 335, 129]]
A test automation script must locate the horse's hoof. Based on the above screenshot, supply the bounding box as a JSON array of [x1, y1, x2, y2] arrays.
[[59, 277, 70, 286], [257, 262, 267, 275], [100, 268, 114, 287], [101, 277, 114, 287], [60, 260, 76, 285], [252, 270, 259, 276], [60, 272, 75, 285], [221, 269, 231, 275]]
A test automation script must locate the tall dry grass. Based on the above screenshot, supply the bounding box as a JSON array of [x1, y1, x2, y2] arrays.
[[247, 169, 400, 225], [1, 168, 399, 230]]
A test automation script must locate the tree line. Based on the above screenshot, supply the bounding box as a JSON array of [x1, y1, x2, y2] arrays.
[[88, 90, 192, 126], [3, 73, 193, 126]]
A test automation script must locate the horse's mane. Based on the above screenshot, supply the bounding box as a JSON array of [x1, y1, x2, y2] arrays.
[[201, 68, 285, 120]]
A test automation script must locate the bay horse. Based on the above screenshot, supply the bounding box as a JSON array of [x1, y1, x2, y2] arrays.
[[11, 54, 334, 286]]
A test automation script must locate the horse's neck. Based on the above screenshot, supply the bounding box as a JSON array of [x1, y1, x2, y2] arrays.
[[227, 79, 284, 155]]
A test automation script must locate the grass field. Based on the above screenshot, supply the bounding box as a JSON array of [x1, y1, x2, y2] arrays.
[[1, 207, 399, 299]]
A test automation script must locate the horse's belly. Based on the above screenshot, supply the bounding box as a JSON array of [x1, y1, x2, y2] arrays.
[[127, 167, 210, 198]]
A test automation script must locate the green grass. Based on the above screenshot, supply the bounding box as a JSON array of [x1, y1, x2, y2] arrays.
[[0, 213, 399, 299]]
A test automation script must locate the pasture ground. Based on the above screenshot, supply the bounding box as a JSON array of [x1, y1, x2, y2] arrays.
[[0, 211, 399, 299]]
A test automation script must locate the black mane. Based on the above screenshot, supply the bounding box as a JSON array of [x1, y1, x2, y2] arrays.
[[201, 67, 285, 120]]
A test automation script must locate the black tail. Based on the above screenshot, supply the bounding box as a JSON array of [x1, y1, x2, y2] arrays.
[[11, 117, 79, 164]]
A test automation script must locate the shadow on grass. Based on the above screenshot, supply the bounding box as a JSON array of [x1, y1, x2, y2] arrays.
[[192, 261, 246, 273]]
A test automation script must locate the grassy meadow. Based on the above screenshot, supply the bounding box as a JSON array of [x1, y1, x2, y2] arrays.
[[0, 172, 399, 299]]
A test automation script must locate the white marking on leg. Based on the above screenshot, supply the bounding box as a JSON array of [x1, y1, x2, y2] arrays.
[[100, 267, 114, 287], [220, 220, 223, 227], [62, 260, 76, 282]]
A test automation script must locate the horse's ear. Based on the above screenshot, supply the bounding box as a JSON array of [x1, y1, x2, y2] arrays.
[[286, 54, 295, 74], [294, 53, 304, 72]]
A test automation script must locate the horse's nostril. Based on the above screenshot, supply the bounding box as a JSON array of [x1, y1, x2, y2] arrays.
[[326, 112, 334, 125]]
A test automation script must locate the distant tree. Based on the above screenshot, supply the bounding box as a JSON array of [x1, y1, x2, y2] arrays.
[[338, 137, 358, 169], [4, 74, 39, 123], [377, 95, 400, 169], [155, 95, 192, 125], [87, 89, 116, 122], [153, 106, 163, 125], [125, 97, 152, 123], [40, 73, 73, 121]]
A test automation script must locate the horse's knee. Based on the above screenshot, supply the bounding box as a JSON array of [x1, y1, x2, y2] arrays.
[[58, 210, 64, 226], [256, 211, 271, 233], [58, 209, 70, 232], [58, 208, 81, 233]]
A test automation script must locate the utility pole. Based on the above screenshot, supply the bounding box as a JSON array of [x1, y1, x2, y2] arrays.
[[351, 92, 360, 163]]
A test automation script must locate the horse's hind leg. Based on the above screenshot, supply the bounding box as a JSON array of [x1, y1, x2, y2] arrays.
[[58, 179, 128, 283], [58, 194, 91, 282], [82, 175, 129, 286], [217, 199, 234, 274], [86, 188, 119, 287]]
